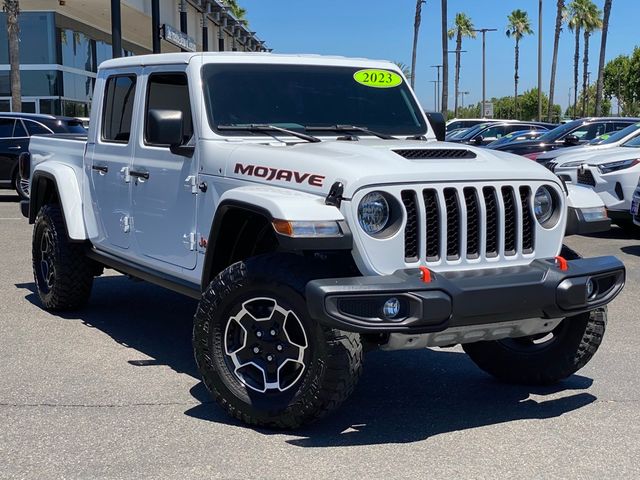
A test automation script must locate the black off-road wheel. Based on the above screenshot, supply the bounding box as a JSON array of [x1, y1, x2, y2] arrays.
[[32, 204, 94, 310], [462, 308, 607, 385], [193, 254, 363, 429]]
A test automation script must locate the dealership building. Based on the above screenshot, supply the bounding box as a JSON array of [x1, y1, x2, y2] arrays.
[[0, 0, 268, 116]]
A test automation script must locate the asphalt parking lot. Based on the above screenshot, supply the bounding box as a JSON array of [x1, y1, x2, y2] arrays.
[[1, 192, 639, 480]]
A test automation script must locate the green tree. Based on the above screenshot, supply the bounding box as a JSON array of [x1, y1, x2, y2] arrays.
[[448, 13, 476, 117], [410, 0, 426, 88], [4, 0, 20, 112], [548, 1, 566, 121], [225, 0, 247, 25], [580, 1, 602, 116], [569, 83, 611, 116], [595, 0, 613, 115], [506, 9, 533, 119], [603, 54, 633, 115], [519, 88, 562, 121]]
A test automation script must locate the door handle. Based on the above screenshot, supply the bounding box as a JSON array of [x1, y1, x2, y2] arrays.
[[92, 165, 109, 174], [8, 146, 21, 150], [129, 170, 150, 180]]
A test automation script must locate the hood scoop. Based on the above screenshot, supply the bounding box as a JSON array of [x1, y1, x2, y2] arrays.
[[393, 148, 476, 159]]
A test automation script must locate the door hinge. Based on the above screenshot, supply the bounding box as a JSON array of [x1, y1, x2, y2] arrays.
[[121, 215, 131, 233], [183, 232, 196, 251], [185, 175, 198, 194], [121, 166, 131, 183]]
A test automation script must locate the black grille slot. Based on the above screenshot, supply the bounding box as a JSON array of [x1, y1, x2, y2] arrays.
[[501, 187, 517, 256], [401, 190, 419, 261], [577, 169, 596, 186], [520, 186, 535, 253], [443, 188, 460, 260], [464, 187, 480, 259], [483, 187, 499, 257], [423, 189, 440, 261], [393, 149, 476, 159]]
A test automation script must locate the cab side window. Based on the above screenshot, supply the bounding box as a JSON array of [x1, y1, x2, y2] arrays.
[[102, 75, 137, 143], [144, 73, 193, 146]]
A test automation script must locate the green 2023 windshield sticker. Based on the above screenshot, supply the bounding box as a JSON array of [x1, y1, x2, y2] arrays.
[[354, 69, 403, 88]]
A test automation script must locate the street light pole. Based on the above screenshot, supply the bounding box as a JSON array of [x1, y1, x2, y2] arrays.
[[430, 80, 438, 111], [472, 28, 496, 118], [537, 0, 543, 121], [459, 91, 470, 109], [431, 65, 442, 111]]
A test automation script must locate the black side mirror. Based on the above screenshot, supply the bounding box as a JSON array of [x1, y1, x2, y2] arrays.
[[564, 134, 580, 146], [425, 111, 446, 141], [147, 109, 194, 157], [473, 135, 484, 145]]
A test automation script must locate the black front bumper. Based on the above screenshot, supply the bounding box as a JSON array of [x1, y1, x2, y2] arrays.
[[565, 206, 611, 235], [306, 256, 625, 334]]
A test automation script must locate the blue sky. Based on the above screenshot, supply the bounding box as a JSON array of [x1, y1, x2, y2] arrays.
[[241, 0, 638, 112]]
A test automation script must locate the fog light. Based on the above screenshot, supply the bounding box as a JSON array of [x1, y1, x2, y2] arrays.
[[382, 298, 400, 319], [586, 278, 597, 299]]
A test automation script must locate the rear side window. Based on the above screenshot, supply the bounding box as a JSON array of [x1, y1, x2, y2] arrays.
[[0, 118, 14, 138], [102, 75, 136, 143], [13, 120, 27, 137], [144, 72, 193, 146], [24, 120, 52, 136]]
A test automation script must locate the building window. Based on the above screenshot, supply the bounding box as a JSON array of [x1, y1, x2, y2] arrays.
[[0, 12, 56, 64], [102, 75, 137, 143]]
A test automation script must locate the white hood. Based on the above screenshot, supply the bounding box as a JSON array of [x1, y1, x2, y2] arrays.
[[556, 146, 640, 167], [209, 139, 561, 198]]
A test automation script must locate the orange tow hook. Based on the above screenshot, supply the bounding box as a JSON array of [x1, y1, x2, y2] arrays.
[[419, 266, 432, 283], [554, 255, 569, 271]]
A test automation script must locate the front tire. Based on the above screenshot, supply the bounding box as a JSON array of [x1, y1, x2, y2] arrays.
[[463, 308, 607, 385], [193, 254, 363, 429], [32, 204, 94, 310]]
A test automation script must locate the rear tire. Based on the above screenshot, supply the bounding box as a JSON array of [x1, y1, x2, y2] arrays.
[[32, 204, 94, 310], [193, 254, 363, 429], [12, 169, 29, 200]]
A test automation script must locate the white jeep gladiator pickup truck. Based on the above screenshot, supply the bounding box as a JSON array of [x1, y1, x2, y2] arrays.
[[21, 53, 625, 429]]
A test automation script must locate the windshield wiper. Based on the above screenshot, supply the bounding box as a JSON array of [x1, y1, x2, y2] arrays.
[[306, 125, 398, 140], [217, 124, 321, 143]]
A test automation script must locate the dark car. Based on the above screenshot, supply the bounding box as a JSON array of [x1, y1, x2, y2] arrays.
[[0, 113, 86, 199], [486, 129, 546, 147], [446, 121, 555, 147], [488, 117, 640, 160]]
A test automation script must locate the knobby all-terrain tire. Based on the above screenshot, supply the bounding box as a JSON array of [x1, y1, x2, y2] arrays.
[[32, 204, 94, 310], [463, 245, 606, 385], [193, 253, 363, 429], [462, 308, 607, 385]]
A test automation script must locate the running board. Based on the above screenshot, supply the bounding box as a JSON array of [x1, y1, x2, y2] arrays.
[[86, 249, 202, 299]]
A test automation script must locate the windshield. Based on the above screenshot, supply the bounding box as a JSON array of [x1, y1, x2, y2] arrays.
[[201, 64, 427, 136], [590, 122, 640, 145], [537, 119, 588, 142], [455, 123, 493, 140], [622, 133, 640, 148]]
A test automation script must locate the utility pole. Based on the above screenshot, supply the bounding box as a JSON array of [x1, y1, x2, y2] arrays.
[[472, 28, 497, 118], [151, 0, 160, 53], [110, 0, 122, 58], [459, 91, 470, 109], [430, 80, 438, 111], [430, 65, 443, 111], [537, 0, 543, 121]]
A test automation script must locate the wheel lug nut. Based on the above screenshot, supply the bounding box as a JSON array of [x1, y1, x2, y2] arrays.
[[267, 354, 274, 362], [270, 329, 277, 336], [256, 331, 263, 338], [253, 347, 260, 354], [276, 344, 283, 352]]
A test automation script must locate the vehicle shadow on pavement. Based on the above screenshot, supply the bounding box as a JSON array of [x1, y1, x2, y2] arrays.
[[0, 193, 19, 202], [581, 226, 638, 241], [16, 276, 598, 442]]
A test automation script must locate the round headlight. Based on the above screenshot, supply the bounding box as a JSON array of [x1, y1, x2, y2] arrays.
[[534, 186, 555, 225], [358, 192, 390, 235]]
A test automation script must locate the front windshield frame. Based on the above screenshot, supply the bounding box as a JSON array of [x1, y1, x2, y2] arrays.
[[200, 63, 429, 138], [455, 122, 495, 140]]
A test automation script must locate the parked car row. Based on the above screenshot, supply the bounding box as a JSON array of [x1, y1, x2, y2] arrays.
[[0, 113, 86, 199]]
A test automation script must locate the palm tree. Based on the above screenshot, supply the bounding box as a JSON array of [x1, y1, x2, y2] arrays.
[[580, 1, 602, 116], [225, 0, 247, 25], [448, 13, 476, 117], [595, 0, 612, 116], [547, 1, 566, 122], [410, 0, 426, 88], [4, 0, 21, 112], [506, 10, 533, 119], [394, 61, 412, 83], [568, 0, 598, 118], [441, 0, 449, 115]]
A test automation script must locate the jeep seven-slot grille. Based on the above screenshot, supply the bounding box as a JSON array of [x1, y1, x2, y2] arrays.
[[393, 149, 476, 159], [401, 185, 536, 263]]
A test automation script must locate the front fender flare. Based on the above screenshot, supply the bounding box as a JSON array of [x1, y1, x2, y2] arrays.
[[30, 162, 87, 241]]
